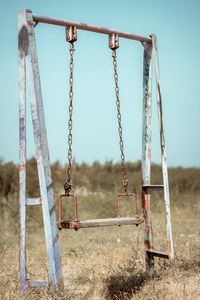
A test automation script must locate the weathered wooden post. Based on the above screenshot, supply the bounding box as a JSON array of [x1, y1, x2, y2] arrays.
[[141, 35, 175, 275], [141, 41, 154, 276], [18, 9, 63, 291]]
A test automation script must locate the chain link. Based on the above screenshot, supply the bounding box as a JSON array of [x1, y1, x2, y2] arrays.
[[64, 43, 75, 195], [64, 44, 128, 194], [112, 49, 129, 193]]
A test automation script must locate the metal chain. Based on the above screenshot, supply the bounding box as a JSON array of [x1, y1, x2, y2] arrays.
[[112, 49, 129, 193], [64, 43, 75, 195]]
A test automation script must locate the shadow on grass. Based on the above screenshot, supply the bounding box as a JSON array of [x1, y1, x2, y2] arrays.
[[104, 256, 172, 300], [105, 271, 147, 300], [105, 251, 200, 300]]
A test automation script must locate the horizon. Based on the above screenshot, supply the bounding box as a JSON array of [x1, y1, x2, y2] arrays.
[[0, 155, 199, 170]]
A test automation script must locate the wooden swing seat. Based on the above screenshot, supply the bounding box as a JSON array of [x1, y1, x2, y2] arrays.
[[58, 216, 144, 230]]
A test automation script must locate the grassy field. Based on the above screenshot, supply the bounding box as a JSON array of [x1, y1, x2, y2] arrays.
[[0, 188, 200, 300]]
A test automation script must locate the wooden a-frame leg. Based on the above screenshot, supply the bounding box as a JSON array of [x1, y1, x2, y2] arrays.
[[141, 41, 154, 276], [19, 42, 27, 291], [151, 34, 175, 268], [18, 9, 63, 290]]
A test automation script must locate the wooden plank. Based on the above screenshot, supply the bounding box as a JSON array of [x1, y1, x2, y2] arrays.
[[26, 198, 41, 206], [60, 217, 144, 230]]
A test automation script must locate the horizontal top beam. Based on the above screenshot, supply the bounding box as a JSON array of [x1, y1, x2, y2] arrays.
[[30, 11, 152, 43]]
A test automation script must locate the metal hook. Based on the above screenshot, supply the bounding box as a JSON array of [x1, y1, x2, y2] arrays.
[[66, 26, 77, 43], [109, 34, 119, 50]]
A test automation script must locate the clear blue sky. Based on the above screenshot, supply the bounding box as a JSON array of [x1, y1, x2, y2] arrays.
[[0, 0, 199, 167]]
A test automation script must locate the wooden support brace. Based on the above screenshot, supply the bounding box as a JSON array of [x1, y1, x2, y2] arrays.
[[142, 185, 164, 193], [26, 198, 41, 206], [146, 249, 169, 260], [27, 280, 48, 288], [151, 34, 175, 267]]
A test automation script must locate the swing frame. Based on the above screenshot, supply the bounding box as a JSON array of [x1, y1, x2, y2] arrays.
[[57, 191, 143, 231], [18, 9, 174, 292]]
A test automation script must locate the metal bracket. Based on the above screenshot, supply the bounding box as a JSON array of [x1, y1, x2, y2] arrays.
[[57, 193, 78, 230], [66, 26, 77, 43], [109, 34, 119, 50], [117, 192, 139, 218]]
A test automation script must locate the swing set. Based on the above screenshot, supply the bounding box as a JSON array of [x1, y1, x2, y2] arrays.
[[57, 26, 142, 231], [18, 9, 174, 292]]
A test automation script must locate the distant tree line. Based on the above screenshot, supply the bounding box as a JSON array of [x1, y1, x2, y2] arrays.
[[0, 158, 199, 200]]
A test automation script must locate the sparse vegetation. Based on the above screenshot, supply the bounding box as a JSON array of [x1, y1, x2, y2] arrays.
[[0, 159, 200, 299]]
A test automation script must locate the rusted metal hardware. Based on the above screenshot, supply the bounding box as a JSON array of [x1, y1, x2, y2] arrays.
[[110, 34, 140, 222], [57, 193, 79, 230], [66, 26, 77, 43], [31, 11, 151, 43], [117, 193, 139, 218], [59, 24, 77, 228], [63, 32, 76, 197], [109, 34, 119, 50], [111, 46, 130, 195]]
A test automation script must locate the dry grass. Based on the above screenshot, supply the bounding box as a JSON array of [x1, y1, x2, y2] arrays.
[[0, 192, 200, 300]]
